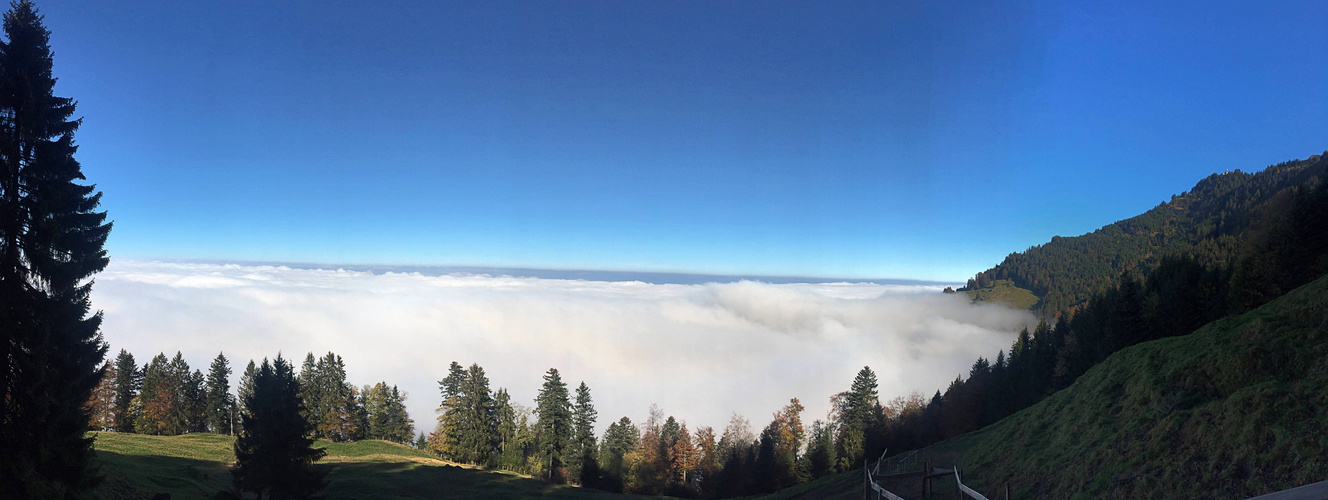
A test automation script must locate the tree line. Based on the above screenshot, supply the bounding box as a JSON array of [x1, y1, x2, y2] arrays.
[[85, 349, 413, 446], [421, 360, 873, 498]]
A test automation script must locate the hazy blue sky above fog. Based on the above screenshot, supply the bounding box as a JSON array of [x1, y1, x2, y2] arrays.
[[43, 0, 1328, 281]]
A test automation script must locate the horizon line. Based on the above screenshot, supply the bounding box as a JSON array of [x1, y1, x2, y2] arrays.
[[114, 258, 962, 287]]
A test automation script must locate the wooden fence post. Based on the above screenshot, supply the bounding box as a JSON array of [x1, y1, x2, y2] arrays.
[[957, 466, 963, 500]]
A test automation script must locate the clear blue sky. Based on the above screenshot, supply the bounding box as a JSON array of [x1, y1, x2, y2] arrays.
[[41, 1, 1328, 281]]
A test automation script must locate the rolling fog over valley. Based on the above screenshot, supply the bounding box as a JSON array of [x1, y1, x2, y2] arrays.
[[95, 259, 1035, 435], [7, 0, 1324, 497]]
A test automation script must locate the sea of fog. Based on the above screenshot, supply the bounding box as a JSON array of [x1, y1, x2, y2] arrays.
[[93, 260, 1035, 436]]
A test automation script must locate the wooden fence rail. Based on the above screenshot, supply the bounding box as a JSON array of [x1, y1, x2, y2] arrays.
[[954, 467, 991, 500], [1245, 479, 1328, 500]]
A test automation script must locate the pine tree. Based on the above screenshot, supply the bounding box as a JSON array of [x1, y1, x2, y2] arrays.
[[0, 1, 111, 494], [134, 353, 174, 435], [457, 363, 496, 465], [165, 352, 197, 435], [113, 349, 140, 432], [363, 382, 412, 443], [598, 416, 639, 492], [206, 353, 235, 435], [385, 385, 413, 443], [182, 368, 207, 433], [232, 354, 325, 499], [310, 353, 355, 442], [570, 381, 598, 484], [534, 368, 572, 482], [494, 388, 523, 471], [236, 360, 257, 434], [297, 353, 320, 436], [431, 361, 467, 459]]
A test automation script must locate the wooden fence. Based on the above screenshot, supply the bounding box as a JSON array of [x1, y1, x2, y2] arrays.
[[865, 452, 997, 500], [1245, 480, 1328, 500], [953, 466, 989, 500]]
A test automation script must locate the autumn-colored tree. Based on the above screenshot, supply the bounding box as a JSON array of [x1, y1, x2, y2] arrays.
[[755, 398, 805, 492], [693, 426, 720, 486], [86, 361, 117, 431]]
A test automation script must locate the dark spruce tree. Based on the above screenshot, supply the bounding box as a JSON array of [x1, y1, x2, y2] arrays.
[[113, 349, 140, 432], [457, 363, 496, 465], [534, 368, 572, 482], [232, 354, 326, 499], [236, 359, 257, 434], [570, 381, 599, 486], [206, 352, 235, 435], [0, 1, 111, 495]]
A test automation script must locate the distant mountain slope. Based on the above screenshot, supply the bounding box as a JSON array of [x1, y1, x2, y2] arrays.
[[925, 272, 1328, 499], [963, 152, 1328, 314]]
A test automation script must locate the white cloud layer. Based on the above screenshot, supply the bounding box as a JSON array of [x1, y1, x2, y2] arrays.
[[93, 260, 1036, 435]]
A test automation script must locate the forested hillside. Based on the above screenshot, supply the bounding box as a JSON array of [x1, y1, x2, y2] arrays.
[[828, 150, 1328, 480], [962, 152, 1328, 314], [927, 272, 1328, 498]]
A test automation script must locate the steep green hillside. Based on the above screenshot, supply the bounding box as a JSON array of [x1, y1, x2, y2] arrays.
[[966, 153, 1328, 313], [773, 273, 1327, 499], [888, 273, 1328, 499], [91, 432, 656, 499]]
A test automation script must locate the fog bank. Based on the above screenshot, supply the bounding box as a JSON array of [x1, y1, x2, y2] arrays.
[[94, 260, 1035, 435]]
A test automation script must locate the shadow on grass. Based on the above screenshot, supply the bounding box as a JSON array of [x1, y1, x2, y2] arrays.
[[95, 449, 233, 499]]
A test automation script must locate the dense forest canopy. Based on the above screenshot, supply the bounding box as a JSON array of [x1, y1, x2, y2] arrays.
[[962, 153, 1328, 315]]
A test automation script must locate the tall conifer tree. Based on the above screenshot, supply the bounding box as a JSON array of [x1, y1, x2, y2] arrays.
[[570, 381, 598, 484], [0, 1, 111, 494], [534, 368, 572, 482], [457, 363, 496, 464], [206, 352, 235, 435], [113, 349, 140, 432], [432, 361, 467, 459], [232, 354, 325, 498]]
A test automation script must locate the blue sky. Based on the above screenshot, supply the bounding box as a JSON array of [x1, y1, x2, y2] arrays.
[[41, 0, 1328, 281]]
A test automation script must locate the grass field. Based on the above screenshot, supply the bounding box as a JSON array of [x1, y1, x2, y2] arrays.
[[964, 279, 1041, 310], [91, 275, 1328, 499], [90, 432, 666, 499], [788, 273, 1328, 499]]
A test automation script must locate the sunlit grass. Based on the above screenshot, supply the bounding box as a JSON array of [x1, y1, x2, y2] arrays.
[[91, 432, 666, 499]]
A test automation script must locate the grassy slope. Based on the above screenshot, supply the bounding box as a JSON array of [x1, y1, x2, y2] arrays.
[[964, 279, 1041, 311], [775, 273, 1328, 499], [91, 432, 662, 500]]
